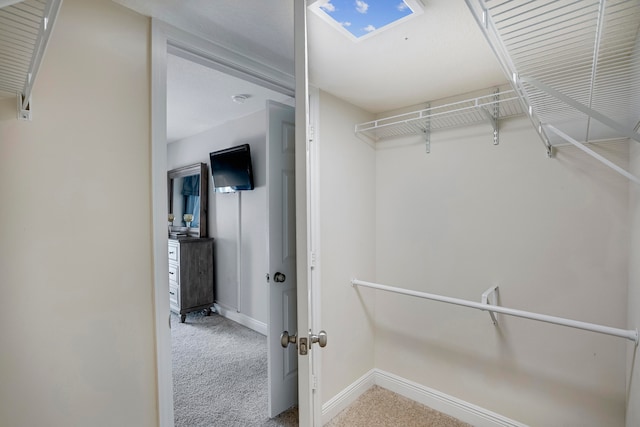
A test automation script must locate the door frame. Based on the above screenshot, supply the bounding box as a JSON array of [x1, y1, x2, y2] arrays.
[[293, 1, 325, 424], [307, 84, 322, 426], [150, 19, 301, 426]]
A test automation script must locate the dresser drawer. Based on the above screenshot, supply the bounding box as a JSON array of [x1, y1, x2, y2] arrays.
[[168, 263, 179, 283], [168, 242, 179, 262], [169, 284, 179, 307]]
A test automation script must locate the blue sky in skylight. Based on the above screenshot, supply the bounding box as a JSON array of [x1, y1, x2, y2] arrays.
[[318, 0, 414, 38]]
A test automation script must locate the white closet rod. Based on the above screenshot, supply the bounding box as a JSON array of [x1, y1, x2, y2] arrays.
[[351, 278, 638, 344], [544, 124, 640, 186]]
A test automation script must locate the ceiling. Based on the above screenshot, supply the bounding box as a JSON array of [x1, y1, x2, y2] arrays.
[[307, 0, 506, 113], [166, 53, 291, 143], [113, 0, 508, 142]]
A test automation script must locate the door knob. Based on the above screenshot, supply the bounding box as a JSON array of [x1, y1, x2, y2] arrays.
[[281, 331, 296, 348], [274, 272, 286, 283], [310, 330, 327, 348]]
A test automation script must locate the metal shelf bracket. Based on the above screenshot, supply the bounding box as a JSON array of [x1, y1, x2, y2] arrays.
[[493, 90, 499, 145], [424, 103, 431, 153], [479, 89, 499, 145], [481, 285, 499, 325], [17, 94, 32, 121]]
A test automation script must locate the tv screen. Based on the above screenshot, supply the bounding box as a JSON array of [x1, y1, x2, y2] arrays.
[[209, 144, 255, 193]]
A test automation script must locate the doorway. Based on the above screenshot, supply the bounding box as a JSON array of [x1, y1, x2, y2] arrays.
[[166, 49, 295, 425], [150, 21, 300, 426]]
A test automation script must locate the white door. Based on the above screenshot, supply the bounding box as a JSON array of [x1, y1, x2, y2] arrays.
[[267, 100, 298, 417]]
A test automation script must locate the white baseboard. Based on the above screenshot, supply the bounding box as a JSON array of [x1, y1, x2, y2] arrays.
[[322, 369, 527, 427], [213, 302, 267, 336], [321, 369, 376, 424]]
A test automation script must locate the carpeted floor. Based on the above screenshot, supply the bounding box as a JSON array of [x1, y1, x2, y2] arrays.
[[171, 311, 297, 427], [325, 386, 472, 427], [172, 311, 469, 427]]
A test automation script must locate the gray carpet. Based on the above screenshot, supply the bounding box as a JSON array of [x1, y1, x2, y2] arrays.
[[171, 311, 298, 427]]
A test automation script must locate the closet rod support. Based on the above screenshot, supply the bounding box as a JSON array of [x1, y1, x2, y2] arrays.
[[481, 285, 499, 325]]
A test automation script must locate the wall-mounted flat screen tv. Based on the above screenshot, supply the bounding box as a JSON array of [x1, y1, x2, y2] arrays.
[[209, 144, 255, 193]]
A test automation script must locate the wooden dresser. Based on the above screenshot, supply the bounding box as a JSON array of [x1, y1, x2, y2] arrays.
[[168, 237, 215, 323]]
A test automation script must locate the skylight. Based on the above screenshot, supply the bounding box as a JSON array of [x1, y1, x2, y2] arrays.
[[310, 0, 423, 41]]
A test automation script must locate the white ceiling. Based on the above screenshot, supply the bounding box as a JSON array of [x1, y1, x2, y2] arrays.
[[166, 53, 291, 143], [308, 0, 507, 113], [114, 0, 508, 141]]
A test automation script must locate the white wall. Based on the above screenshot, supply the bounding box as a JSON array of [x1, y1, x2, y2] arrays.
[[317, 91, 377, 402], [0, 1, 156, 426], [628, 141, 640, 426], [315, 86, 632, 425], [374, 119, 630, 426], [167, 110, 269, 326]]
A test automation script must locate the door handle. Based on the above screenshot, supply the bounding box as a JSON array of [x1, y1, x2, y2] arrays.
[[282, 330, 326, 355], [310, 330, 327, 348], [280, 331, 296, 348], [274, 272, 286, 283]]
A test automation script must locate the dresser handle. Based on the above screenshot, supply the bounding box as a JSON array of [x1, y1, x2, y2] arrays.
[[169, 271, 174, 275], [169, 251, 175, 255], [169, 291, 175, 295]]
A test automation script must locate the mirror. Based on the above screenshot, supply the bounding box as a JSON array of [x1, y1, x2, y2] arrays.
[[168, 163, 208, 238]]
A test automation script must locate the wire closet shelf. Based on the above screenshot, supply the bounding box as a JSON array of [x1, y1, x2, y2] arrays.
[[355, 88, 526, 143], [465, 0, 640, 148], [0, 0, 62, 118]]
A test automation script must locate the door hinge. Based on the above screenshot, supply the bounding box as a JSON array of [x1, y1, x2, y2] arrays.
[[312, 375, 318, 390], [309, 126, 315, 142], [309, 251, 316, 269]]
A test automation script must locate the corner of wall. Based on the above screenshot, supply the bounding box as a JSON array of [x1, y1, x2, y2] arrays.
[[627, 141, 640, 427]]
